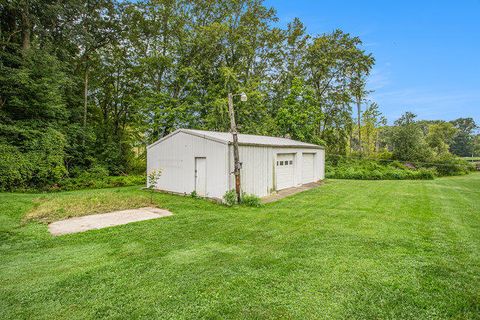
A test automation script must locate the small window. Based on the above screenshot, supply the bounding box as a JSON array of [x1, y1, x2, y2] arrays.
[[289, 160, 293, 165], [280, 161, 284, 165], [276, 161, 279, 165]]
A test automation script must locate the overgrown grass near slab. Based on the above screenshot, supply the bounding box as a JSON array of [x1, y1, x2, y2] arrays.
[[25, 187, 152, 223], [1, 174, 479, 319]]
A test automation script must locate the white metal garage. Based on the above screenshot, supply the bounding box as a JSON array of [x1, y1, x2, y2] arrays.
[[147, 129, 325, 200]]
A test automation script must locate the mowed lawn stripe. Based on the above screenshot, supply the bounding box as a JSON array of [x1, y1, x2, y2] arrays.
[[0, 174, 479, 319]]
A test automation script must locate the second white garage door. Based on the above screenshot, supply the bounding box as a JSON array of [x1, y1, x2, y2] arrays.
[[302, 153, 315, 184], [276, 153, 295, 190]]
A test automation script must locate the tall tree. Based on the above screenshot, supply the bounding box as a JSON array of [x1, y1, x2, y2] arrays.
[[387, 112, 433, 162], [359, 102, 386, 155], [450, 118, 477, 157], [473, 134, 480, 157], [426, 122, 457, 156], [71, 0, 118, 141], [305, 30, 374, 154]]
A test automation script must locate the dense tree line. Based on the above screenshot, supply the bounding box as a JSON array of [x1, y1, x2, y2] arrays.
[[347, 104, 478, 162], [381, 114, 478, 160], [0, 0, 478, 190]]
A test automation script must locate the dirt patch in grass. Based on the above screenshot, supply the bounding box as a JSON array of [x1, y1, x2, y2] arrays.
[[25, 189, 153, 223]]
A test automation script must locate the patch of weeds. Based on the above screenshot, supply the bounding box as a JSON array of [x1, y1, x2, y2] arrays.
[[240, 193, 262, 207], [222, 190, 262, 207], [223, 190, 237, 206], [25, 189, 151, 223]]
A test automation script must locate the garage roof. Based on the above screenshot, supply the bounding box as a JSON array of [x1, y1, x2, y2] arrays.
[[149, 129, 324, 149]]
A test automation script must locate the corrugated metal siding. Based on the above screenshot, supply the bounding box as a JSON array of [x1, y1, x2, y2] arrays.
[[228, 145, 272, 197], [228, 146, 326, 196], [318, 149, 325, 180], [147, 132, 228, 199]]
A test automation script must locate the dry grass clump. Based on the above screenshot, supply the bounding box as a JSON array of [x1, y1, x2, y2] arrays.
[[25, 188, 151, 223]]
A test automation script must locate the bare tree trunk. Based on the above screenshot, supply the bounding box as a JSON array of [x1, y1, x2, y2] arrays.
[[349, 131, 353, 154], [21, 6, 31, 51], [357, 95, 362, 153], [83, 67, 89, 145]]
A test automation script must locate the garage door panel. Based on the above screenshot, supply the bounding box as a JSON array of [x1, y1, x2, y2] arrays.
[[302, 153, 315, 184], [276, 153, 295, 190]]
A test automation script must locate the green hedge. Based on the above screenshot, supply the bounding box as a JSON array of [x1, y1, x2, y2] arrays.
[[5, 174, 145, 193], [430, 155, 474, 176], [326, 154, 474, 181], [0, 128, 67, 191], [326, 157, 436, 180], [326, 166, 436, 180], [46, 175, 146, 191]]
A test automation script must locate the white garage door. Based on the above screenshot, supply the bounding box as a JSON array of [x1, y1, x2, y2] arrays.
[[276, 153, 295, 190], [302, 153, 315, 184]]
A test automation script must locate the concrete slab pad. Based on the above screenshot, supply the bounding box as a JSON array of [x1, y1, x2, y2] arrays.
[[261, 181, 323, 203], [48, 207, 172, 236]]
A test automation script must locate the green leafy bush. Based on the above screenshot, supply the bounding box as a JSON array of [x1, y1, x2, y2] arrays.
[[0, 144, 33, 190], [45, 175, 146, 192], [241, 193, 262, 207], [326, 166, 436, 180], [389, 160, 407, 170], [326, 157, 436, 180], [86, 165, 110, 178], [415, 168, 438, 179], [0, 128, 67, 190], [223, 190, 262, 207], [223, 190, 237, 206], [430, 155, 473, 176]]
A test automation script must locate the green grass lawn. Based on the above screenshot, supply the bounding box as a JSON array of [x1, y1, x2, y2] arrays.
[[1, 174, 479, 319]]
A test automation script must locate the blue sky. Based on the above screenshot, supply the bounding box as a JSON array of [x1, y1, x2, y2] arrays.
[[265, 0, 480, 124]]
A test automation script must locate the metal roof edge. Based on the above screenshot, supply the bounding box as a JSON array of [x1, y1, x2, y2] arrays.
[[231, 142, 324, 149], [182, 129, 230, 145], [146, 129, 182, 149], [147, 128, 229, 149], [188, 129, 325, 149]]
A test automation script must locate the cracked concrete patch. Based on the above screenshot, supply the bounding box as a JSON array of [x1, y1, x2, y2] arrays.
[[48, 207, 172, 236]]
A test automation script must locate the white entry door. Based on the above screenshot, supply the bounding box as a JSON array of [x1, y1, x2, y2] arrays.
[[195, 157, 206, 196], [276, 153, 295, 190], [302, 153, 315, 184]]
